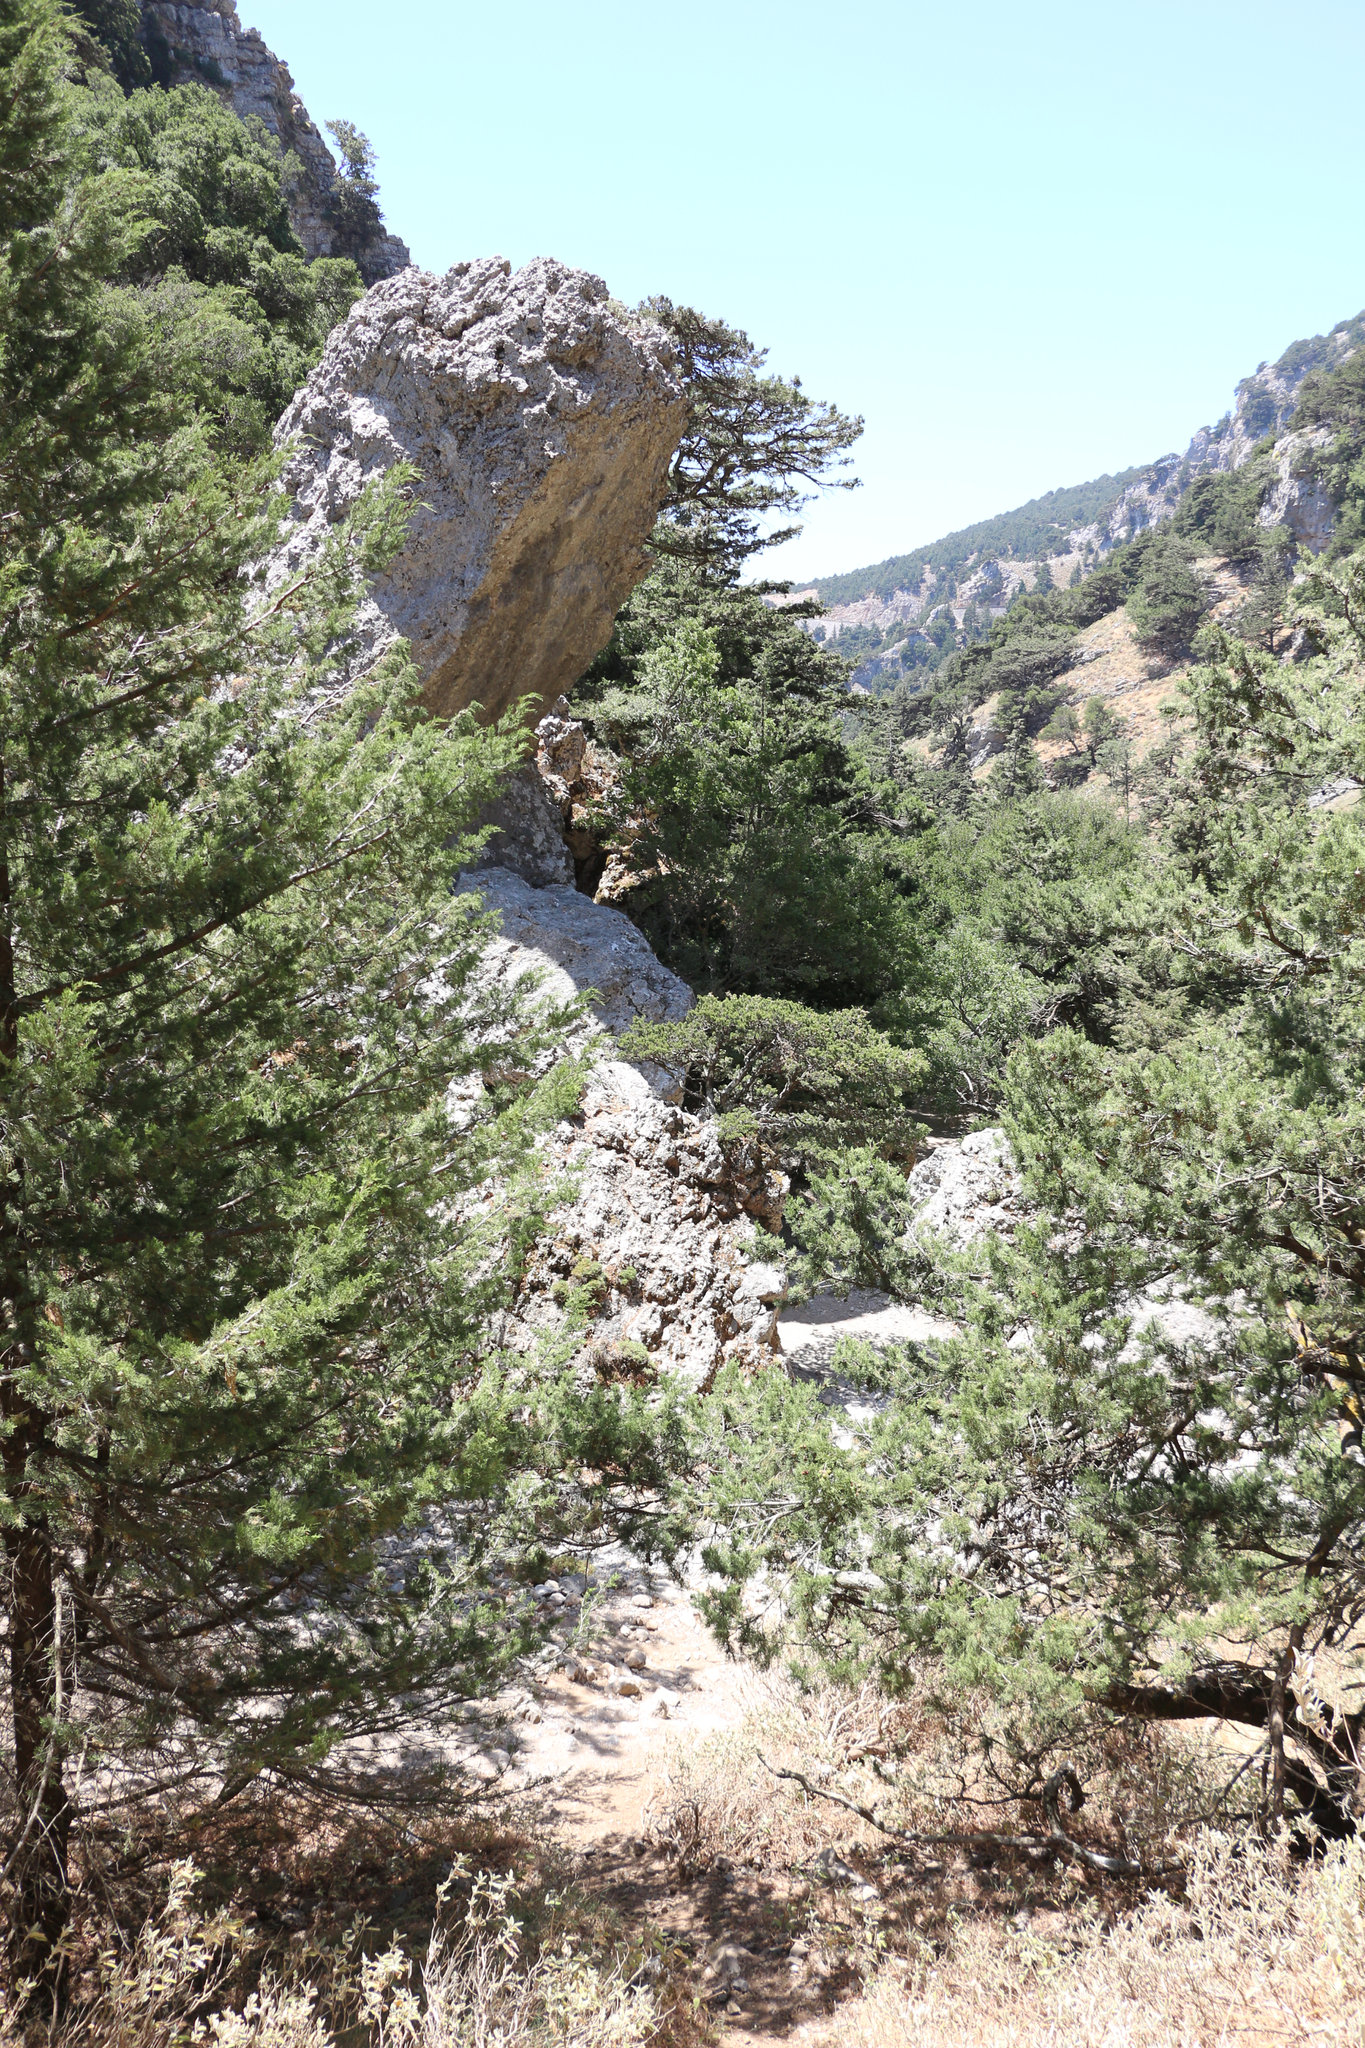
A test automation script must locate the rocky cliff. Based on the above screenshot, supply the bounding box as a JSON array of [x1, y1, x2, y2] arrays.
[[452, 769, 789, 1388], [264, 259, 785, 1386], [139, 0, 410, 282]]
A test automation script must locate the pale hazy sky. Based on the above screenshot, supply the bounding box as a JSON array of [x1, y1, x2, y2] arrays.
[[244, 0, 1365, 582]]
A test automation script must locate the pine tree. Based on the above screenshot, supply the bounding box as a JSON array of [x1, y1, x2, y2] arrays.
[[640, 300, 863, 577], [693, 553, 1365, 1846], [0, 2, 644, 1990]]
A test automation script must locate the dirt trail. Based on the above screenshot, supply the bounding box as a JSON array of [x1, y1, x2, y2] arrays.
[[452, 1298, 916, 2043], [500, 1557, 754, 1834]]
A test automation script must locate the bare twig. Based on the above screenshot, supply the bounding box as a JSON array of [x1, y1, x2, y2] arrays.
[[760, 1756, 1177, 1880]]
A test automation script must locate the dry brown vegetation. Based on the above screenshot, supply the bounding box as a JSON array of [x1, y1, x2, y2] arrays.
[[799, 1831, 1365, 2047], [2, 1671, 1359, 2046], [637, 1676, 1362, 2047], [0, 1793, 713, 2048]]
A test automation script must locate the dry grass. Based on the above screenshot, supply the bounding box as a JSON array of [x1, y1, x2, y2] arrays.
[[5, 1663, 1357, 2046], [795, 1829, 1365, 2047], [641, 1669, 1227, 1883], [0, 1854, 711, 2048], [641, 1676, 914, 1875], [636, 1673, 1352, 2045]]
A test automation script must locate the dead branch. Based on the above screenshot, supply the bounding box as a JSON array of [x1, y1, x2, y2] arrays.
[[760, 1756, 1175, 1880]]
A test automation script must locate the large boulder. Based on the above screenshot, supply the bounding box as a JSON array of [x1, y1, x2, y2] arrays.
[[454, 867, 692, 1052], [272, 258, 686, 724]]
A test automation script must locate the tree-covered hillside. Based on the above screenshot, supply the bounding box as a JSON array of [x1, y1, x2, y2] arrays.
[[807, 306, 1365, 698], [568, 314, 1365, 1857], [809, 467, 1147, 608]]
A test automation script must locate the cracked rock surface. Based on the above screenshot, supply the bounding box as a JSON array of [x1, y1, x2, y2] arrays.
[[453, 869, 787, 1387], [455, 866, 692, 1052], [272, 257, 686, 725], [498, 1060, 787, 1390]]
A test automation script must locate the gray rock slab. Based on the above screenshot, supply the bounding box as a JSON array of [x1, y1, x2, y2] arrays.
[[465, 763, 574, 888], [455, 865, 692, 1046]]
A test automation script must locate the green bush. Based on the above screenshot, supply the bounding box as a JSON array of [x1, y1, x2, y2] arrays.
[[620, 992, 925, 1166], [584, 578, 916, 1005], [1127, 535, 1209, 653], [68, 78, 362, 450]]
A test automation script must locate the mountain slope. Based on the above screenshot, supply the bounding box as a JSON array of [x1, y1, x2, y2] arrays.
[[805, 308, 1365, 688], [76, 0, 410, 283], [810, 470, 1149, 610]]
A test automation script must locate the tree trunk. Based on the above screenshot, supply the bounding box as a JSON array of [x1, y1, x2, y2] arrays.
[[4, 1520, 69, 2003], [0, 760, 67, 1999], [1267, 1653, 1289, 1829], [1107, 1656, 1363, 1839]]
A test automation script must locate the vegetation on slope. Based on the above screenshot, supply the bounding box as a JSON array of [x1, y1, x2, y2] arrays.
[[576, 282, 1365, 1858], [809, 467, 1147, 609], [811, 305, 1365, 624], [8, 0, 1365, 2020]]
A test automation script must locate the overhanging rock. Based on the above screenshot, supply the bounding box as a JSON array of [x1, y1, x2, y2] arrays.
[[272, 257, 686, 724]]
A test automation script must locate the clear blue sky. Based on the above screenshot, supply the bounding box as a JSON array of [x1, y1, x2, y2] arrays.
[[245, 0, 1365, 583]]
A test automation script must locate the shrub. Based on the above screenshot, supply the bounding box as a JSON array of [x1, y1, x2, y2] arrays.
[[620, 993, 926, 1167]]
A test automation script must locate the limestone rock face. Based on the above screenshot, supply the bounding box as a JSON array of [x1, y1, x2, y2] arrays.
[[140, 2, 410, 282], [272, 259, 686, 725], [454, 867, 691, 1051], [1259, 429, 1337, 553], [499, 1061, 787, 1390], [465, 767, 574, 890], [904, 1127, 1023, 1245], [453, 871, 786, 1386]]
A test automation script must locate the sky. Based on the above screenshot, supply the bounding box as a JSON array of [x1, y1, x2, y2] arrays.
[[243, 0, 1365, 584]]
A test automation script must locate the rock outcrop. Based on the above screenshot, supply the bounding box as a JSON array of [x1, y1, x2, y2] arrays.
[[499, 1060, 788, 1390], [272, 259, 686, 726], [904, 1127, 1023, 1245], [453, 871, 787, 1387], [464, 696, 632, 896], [454, 867, 692, 1055], [465, 767, 576, 890], [1258, 428, 1338, 553], [140, 1, 410, 282]]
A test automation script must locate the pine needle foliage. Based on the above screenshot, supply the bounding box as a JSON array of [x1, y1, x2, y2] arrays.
[[642, 300, 862, 577], [690, 546, 1365, 1844], [0, 1, 672, 1990]]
